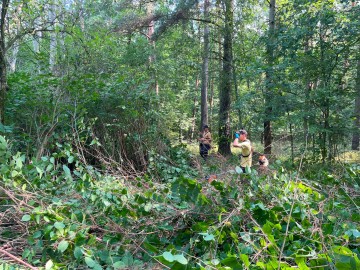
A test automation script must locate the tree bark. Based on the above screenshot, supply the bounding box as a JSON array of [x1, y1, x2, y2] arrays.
[[49, 3, 57, 73], [264, 0, 275, 155], [146, 1, 158, 95], [9, 3, 22, 73], [200, 0, 210, 129], [0, 0, 10, 124], [218, 0, 233, 156], [352, 58, 360, 150]]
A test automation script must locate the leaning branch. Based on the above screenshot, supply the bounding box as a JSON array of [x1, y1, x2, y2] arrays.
[[0, 248, 38, 270]]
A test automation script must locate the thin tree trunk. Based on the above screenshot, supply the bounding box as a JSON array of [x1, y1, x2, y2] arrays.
[[49, 3, 57, 73], [303, 38, 313, 143], [288, 111, 294, 162], [9, 3, 22, 72], [200, 0, 210, 129], [0, 0, 10, 124], [264, 0, 275, 155], [190, 77, 200, 142], [146, 1, 158, 95], [218, 0, 233, 156], [352, 58, 360, 150], [233, 65, 242, 128]]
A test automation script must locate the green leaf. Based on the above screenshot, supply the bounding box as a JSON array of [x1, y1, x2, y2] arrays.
[[221, 256, 242, 270], [45, 260, 54, 270], [144, 203, 152, 212], [54, 222, 65, 230], [58, 240, 69, 253], [21, 215, 31, 222], [33, 231, 42, 238], [235, 166, 243, 174], [203, 234, 215, 241], [163, 251, 175, 262], [74, 246, 83, 259], [240, 254, 250, 268], [174, 254, 188, 265], [113, 261, 126, 269], [68, 156, 74, 163], [63, 165, 72, 179], [85, 257, 96, 268], [240, 232, 251, 242]]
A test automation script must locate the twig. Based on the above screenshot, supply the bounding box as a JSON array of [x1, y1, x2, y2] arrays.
[[0, 248, 38, 270]]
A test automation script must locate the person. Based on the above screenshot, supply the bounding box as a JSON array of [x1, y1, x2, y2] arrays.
[[258, 153, 270, 175], [199, 125, 212, 160], [232, 129, 252, 173]]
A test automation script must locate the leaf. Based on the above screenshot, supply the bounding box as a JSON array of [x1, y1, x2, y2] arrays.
[[45, 260, 54, 270], [235, 166, 243, 174], [21, 215, 31, 222], [113, 261, 126, 269], [203, 234, 215, 241], [174, 254, 188, 265], [85, 257, 96, 268], [74, 246, 83, 259], [54, 222, 65, 230], [144, 203, 152, 212], [36, 167, 43, 178], [68, 156, 74, 163], [221, 256, 242, 269], [163, 251, 174, 262], [58, 240, 69, 253], [240, 232, 252, 242], [240, 254, 250, 268], [63, 165, 72, 179], [33, 231, 42, 238]]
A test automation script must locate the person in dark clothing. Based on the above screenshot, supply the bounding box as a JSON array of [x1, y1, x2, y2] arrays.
[[199, 125, 212, 160]]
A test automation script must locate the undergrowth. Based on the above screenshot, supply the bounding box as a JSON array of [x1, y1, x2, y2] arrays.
[[0, 136, 359, 269]]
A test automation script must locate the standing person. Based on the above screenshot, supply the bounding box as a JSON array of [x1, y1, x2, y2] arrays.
[[199, 125, 212, 160], [233, 129, 252, 173]]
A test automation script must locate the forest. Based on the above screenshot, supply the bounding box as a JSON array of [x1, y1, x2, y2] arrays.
[[0, 0, 359, 269]]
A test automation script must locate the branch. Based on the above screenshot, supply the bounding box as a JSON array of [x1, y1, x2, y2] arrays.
[[0, 248, 38, 270]]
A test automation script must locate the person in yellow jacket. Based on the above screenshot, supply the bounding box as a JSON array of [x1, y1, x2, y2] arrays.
[[233, 129, 252, 173], [199, 125, 212, 160]]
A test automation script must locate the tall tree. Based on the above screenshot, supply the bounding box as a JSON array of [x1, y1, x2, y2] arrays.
[[146, 0, 158, 95], [200, 0, 210, 129], [352, 58, 360, 150], [218, 0, 233, 156], [0, 0, 10, 124], [49, 3, 58, 73], [264, 0, 275, 155]]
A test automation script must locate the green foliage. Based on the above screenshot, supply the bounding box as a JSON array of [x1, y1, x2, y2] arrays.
[[0, 136, 360, 269]]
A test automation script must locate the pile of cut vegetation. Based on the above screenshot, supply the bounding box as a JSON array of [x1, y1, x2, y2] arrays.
[[0, 138, 359, 269]]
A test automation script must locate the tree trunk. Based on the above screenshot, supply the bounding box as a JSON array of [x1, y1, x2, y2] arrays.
[[352, 58, 360, 150], [264, 0, 275, 155], [9, 3, 22, 73], [0, 0, 10, 124], [218, 0, 233, 156], [233, 65, 242, 128], [190, 77, 199, 142], [49, 3, 57, 73], [146, 1, 158, 95], [200, 0, 210, 129]]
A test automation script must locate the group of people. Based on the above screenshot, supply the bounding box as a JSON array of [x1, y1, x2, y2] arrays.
[[199, 125, 265, 173]]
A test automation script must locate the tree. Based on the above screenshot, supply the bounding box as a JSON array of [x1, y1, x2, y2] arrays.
[[352, 58, 360, 150], [200, 0, 210, 129], [217, 0, 233, 156], [0, 0, 10, 124], [264, 0, 275, 155]]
